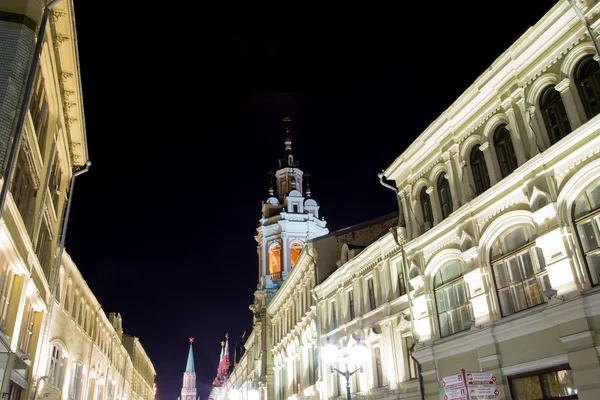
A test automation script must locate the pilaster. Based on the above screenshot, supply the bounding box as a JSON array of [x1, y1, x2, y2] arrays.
[[443, 149, 461, 211], [479, 142, 499, 186], [555, 78, 583, 131], [501, 98, 528, 166]]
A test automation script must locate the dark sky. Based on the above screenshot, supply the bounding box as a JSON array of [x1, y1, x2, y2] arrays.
[[67, 2, 558, 399]]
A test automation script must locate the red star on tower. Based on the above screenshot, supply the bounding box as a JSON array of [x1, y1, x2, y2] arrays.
[[189, 337, 194, 343]]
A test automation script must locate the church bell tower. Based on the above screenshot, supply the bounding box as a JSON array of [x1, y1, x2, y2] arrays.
[[255, 117, 329, 292]]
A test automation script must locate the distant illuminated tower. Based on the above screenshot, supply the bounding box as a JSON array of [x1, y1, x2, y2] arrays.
[[180, 338, 198, 400], [208, 334, 231, 400], [257, 117, 329, 292]]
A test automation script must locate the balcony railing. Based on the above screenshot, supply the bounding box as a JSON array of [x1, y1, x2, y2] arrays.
[[270, 271, 282, 281]]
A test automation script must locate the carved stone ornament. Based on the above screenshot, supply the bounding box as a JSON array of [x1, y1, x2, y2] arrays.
[[62, 90, 75, 100], [50, 10, 66, 22], [59, 72, 73, 83], [53, 34, 69, 48]]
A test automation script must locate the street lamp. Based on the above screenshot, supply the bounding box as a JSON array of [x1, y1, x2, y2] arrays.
[[322, 338, 369, 400]]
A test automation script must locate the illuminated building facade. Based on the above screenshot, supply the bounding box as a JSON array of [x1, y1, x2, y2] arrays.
[[123, 335, 156, 400], [0, 0, 89, 399], [222, 118, 329, 400], [376, 1, 600, 399]]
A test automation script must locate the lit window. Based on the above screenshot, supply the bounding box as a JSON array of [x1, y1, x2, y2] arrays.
[[290, 242, 303, 268], [491, 227, 549, 316], [420, 187, 433, 230], [434, 261, 473, 337], [509, 365, 577, 399], [269, 243, 282, 280], [573, 177, 600, 285]]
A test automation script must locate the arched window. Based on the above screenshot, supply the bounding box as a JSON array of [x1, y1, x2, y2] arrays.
[[434, 261, 472, 337], [493, 124, 518, 178], [290, 242, 303, 268], [470, 147, 490, 195], [573, 177, 600, 285], [437, 174, 453, 220], [420, 187, 433, 231], [269, 243, 282, 279], [490, 227, 549, 317], [48, 344, 65, 389], [575, 54, 600, 119], [540, 85, 571, 145]]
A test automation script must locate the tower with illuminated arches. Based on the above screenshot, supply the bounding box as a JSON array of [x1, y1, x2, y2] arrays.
[[249, 118, 328, 400], [255, 117, 329, 292]]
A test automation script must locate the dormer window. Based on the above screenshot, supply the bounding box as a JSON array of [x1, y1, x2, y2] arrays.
[[293, 204, 298, 213], [269, 243, 282, 280]]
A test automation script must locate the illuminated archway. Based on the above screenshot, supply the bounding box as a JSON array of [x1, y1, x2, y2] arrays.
[[290, 241, 303, 268], [269, 243, 282, 276]]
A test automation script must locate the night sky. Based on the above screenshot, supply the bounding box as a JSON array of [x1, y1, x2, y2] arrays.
[[67, 2, 557, 399]]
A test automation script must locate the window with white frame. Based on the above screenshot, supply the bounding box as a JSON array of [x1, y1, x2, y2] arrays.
[[437, 174, 453, 220], [540, 85, 572, 145], [434, 260, 473, 337], [373, 347, 383, 388], [18, 298, 34, 353], [491, 227, 550, 316], [69, 362, 83, 400], [396, 261, 407, 297], [573, 177, 600, 285], [0, 255, 15, 332], [48, 344, 65, 388]]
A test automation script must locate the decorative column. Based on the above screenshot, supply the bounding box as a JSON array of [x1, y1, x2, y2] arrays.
[[399, 191, 412, 242], [479, 141, 500, 186], [443, 149, 461, 211], [380, 319, 399, 389], [515, 96, 541, 156], [451, 148, 469, 203], [555, 78, 584, 130], [501, 98, 528, 166], [426, 185, 441, 226]]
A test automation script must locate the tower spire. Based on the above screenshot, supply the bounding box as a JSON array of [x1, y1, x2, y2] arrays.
[[181, 338, 197, 400], [283, 116, 292, 152], [186, 338, 195, 372]]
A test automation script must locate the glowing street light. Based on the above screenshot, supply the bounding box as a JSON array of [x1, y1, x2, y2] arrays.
[[322, 338, 369, 400]]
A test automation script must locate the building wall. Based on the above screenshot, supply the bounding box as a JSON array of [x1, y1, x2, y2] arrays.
[[38, 252, 133, 400], [122, 336, 156, 400], [375, 1, 600, 399], [0, 0, 88, 399]]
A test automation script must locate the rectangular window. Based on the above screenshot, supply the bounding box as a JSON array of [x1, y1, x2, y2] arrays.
[[508, 365, 577, 399], [367, 278, 376, 311], [374, 347, 383, 388], [296, 357, 301, 393], [18, 299, 34, 353], [48, 345, 64, 388], [0, 255, 15, 331], [403, 336, 417, 380], [493, 246, 549, 317], [11, 151, 35, 229], [69, 362, 83, 400], [64, 283, 71, 312], [348, 290, 355, 320], [29, 65, 49, 155], [436, 280, 473, 337]]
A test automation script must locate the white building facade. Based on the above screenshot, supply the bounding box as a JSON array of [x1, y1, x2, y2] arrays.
[[375, 1, 600, 399]]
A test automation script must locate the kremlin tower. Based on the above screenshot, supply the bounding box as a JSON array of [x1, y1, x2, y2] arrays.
[[208, 334, 231, 400], [179, 338, 198, 400]]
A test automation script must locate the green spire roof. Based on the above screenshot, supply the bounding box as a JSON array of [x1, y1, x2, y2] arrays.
[[186, 342, 195, 373]]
